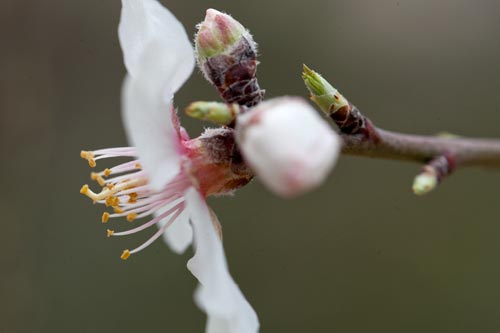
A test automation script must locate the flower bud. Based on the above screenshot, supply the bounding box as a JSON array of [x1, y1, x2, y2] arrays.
[[412, 172, 438, 195], [235, 97, 341, 198], [185, 101, 240, 125], [195, 9, 264, 107]]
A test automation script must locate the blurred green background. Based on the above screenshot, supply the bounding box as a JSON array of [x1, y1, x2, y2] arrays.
[[2, 0, 500, 332]]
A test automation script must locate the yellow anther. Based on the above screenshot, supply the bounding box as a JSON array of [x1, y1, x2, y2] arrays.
[[106, 229, 114, 237], [101, 212, 110, 223], [135, 163, 142, 169], [126, 213, 137, 222], [113, 206, 124, 214], [80, 184, 89, 195], [81, 151, 97, 167], [105, 196, 115, 207], [128, 193, 137, 203], [121, 250, 131, 260], [106, 183, 114, 190], [91, 173, 106, 186], [104, 168, 112, 177]]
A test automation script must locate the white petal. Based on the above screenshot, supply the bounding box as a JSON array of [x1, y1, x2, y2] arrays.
[[158, 206, 193, 254], [119, 0, 195, 190], [121, 48, 178, 190], [119, 0, 195, 93], [185, 189, 259, 333], [236, 97, 341, 197]]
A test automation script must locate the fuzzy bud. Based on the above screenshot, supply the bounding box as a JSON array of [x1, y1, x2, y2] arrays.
[[235, 97, 341, 198], [195, 9, 264, 107]]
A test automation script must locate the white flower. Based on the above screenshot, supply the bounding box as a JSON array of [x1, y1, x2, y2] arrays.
[[80, 1, 258, 332], [235, 97, 341, 197]]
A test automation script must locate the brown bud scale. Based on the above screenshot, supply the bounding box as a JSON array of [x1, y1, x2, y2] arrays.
[[203, 37, 265, 107], [330, 103, 366, 134], [198, 128, 254, 193]]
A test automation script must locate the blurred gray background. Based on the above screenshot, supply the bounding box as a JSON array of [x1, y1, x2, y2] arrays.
[[2, 0, 500, 332]]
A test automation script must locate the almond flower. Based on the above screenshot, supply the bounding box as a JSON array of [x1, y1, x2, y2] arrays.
[[79, 1, 342, 332], [80, 1, 258, 332]]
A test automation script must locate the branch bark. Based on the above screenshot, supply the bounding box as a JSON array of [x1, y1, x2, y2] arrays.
[[341, 121, 500, 168], [302, 64, 500, 194]]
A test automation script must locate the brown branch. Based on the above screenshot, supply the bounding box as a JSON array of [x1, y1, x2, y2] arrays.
[[302, 64, 500, 194], [340, 120, 500, 168]]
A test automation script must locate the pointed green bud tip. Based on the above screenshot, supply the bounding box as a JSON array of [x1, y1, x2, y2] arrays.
[[301, 64, 349, 115], [412, 172, 438, 196], [195, 9, 247, 62], [185, 101, 240, 125], [302, 64, 336, 96]]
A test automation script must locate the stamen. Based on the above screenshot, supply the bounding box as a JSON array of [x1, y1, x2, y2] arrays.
[[113, 207, 124, 214], [79, 146, 192, 260], [121, 206, 185, 259], [81, 178, 147, 202], [81, 151, 97, 168], [111, 202, 184, 237], [91, 172, 106, 186], [128, 193, 138, 203], [126, 213, 137, 222], [121, 250, 131, 260], [80, 184, 89, 195], [102, 212, 110, 223], [102, 194, 182, 222]]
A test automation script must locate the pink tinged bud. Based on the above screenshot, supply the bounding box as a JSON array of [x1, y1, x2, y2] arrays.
[[195, 9, 247, 59], [235, 97, 341, 198], [195, 8, 264, 107]]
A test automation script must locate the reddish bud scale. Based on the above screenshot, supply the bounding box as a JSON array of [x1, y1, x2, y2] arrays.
[[330, 102, 366, 134], [184, 128, 254, 196], [423, 153, 456, 182], [202, 37, 265, 107]]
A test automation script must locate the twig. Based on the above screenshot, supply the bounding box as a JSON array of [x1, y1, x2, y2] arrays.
[[302, 65, 500, 194], [340, 123, 500, 168]]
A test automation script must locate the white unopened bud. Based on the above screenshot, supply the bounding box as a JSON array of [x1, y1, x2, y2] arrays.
[[235, 97, 341, 198]]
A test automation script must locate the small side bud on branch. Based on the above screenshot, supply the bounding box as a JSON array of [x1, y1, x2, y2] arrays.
[[185, 101, 240, 126], [412, 154, 456, 195], [195, 9, 265, 107], [412, 172, 438, 195], [302, 65, 366, 134]]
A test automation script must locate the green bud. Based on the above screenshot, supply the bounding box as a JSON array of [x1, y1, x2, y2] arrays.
[[185, 101, 240, 125], [412, 172, 438, 195], [302, 64, 349, 115]]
